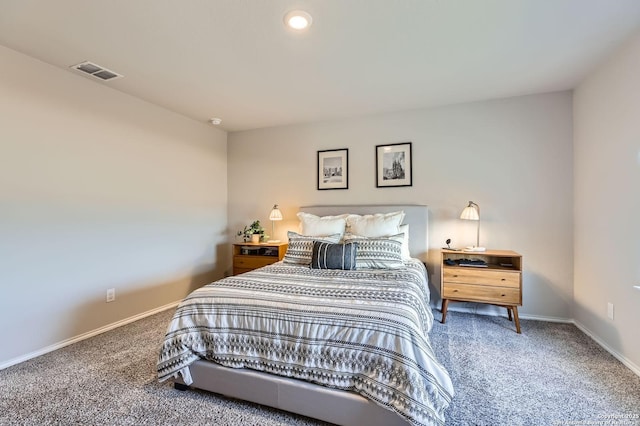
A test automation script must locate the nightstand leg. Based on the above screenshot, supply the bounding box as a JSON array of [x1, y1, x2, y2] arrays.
[[507, 308, 513, 321], [512, 306, 521, 334], [441, 299, 449, 323]]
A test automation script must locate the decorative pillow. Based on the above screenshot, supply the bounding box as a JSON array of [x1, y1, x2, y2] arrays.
[[399, 224, 410, 260], [310, 241, 357, 270], [342, 234, 405, 269], [345, 211, 405, 238], [297, 212, 347, 237], [283, 231, 342, 265]]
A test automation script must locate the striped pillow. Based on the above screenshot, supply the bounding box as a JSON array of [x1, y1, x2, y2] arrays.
[[342, 235, 405, 269], [310, 242, 357, 270], [283, 231, 342, 266]]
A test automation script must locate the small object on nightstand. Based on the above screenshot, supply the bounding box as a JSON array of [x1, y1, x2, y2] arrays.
[[443, 238, 461, 251], [458, 259, 488, 267], [240, 246, 261, 255]]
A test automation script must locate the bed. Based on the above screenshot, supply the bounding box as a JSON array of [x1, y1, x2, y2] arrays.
[[157, 205, 453, 426]]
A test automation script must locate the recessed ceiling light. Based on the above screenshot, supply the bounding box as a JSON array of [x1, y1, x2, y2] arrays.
[[284, 10, 312, 30], [209, 118, 222, 125]]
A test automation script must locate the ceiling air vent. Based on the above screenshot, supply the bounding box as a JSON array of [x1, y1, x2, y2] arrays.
[[70, 61, 123, 81]]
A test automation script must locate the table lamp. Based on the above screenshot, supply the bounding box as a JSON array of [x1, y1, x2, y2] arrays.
[[268, 204, 283, 243], [460, 201, 485, 252]]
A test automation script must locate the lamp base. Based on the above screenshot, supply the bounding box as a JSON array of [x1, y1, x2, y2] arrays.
[[464, 246, 486, 252]]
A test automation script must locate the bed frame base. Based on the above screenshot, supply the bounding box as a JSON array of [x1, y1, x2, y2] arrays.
[[175, 360, 409, 426]]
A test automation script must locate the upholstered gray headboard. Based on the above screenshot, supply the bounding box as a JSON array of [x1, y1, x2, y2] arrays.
[[299, 205, 429, 262]]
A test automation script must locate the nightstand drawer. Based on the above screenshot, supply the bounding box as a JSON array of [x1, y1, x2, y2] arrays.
[[443, 268, 520, 288], [443, 282, 520, 304], [233, 267, 254, 275], [233, 256, 276, 269]]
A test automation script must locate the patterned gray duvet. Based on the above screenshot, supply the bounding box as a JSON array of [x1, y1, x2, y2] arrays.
[[157, 260, 454, 426]]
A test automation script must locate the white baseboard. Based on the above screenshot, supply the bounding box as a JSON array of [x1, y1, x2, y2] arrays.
[[518, 312, 573, 323], [573, 320, 640, 378], [0, 301, 180, 371]]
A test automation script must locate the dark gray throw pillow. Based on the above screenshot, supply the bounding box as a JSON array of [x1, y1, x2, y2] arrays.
[[310, 241, 357, 270]]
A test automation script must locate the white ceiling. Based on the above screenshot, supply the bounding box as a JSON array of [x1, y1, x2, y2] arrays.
[[1, 0, 640, 132]]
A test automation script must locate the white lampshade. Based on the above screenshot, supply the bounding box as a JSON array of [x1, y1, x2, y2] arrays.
[[460, 202, 479, 221], [269, 205, 283, 221]]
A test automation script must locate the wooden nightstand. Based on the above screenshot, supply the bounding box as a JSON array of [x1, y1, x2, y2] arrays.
[[232, 242, 288, 275], [440, 249, 523, 333]]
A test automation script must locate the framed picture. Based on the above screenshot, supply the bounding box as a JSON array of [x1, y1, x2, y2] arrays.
[[317, 149, 348, 190], [376, 142, 412, 188]]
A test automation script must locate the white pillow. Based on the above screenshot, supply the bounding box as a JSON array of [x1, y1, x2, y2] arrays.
[[346, 211, 405, 238], [297, 212, 347, 236], [399, 224, 410, 260], [343, 231, 405, 245]]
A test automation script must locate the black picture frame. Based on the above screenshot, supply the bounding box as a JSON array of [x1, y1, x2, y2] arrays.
[[317, 149, 349, 190], [376, 142, 412, 188]]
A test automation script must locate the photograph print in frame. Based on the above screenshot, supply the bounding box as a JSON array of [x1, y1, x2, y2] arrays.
[[376, 142, 412, 188], [318, 148, 349, 190]]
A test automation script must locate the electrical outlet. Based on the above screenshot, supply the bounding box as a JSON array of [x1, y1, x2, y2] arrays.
[[106, 288, 115, 303], [607, 302, 614, 320]]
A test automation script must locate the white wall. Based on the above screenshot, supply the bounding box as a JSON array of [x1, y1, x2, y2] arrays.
[[573, 32, 640, 372], [228, 92, 574, 320], [0, 46, 228, 367]]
